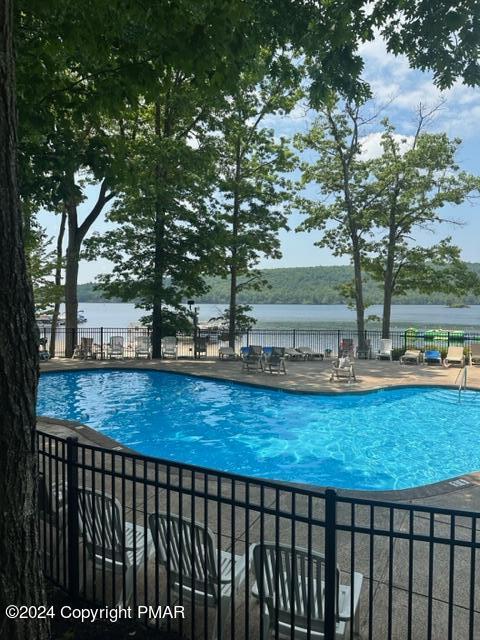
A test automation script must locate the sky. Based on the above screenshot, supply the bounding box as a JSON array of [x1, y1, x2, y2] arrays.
[[38, 34, 480, 284]]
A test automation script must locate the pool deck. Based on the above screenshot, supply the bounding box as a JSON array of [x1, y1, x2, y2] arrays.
[[38, 358, 480, 638]]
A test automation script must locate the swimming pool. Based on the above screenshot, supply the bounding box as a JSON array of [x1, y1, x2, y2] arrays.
[[37, 369, 480, 491]]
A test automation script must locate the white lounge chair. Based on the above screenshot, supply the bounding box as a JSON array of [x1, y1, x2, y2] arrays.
[[73, 337, 94, 359], [444, 346, 465, 367], [400, 349, 422, 365], [78, 489, 148, 607], [330, 357, 356, 384], [296, 346, 323, 360], [218, 346, 237, 360], [149, 513, 246, 640], [376, 339, 393, 361], [252, 543, 363, 639], [134, 335, 151, 359], [107, 335, 124, 359], [284, 347, 305, 361], [470, 343, 480, 365], [161, 336, 178, 359]]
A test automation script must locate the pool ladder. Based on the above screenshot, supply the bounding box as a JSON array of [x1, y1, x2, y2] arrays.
[[456, 366, 468, 401]]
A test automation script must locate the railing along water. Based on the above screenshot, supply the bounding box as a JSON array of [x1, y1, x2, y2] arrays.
[[37, 430, 480, 640]]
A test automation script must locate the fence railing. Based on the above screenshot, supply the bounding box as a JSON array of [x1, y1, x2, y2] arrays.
[[39, 327, 480, 360], [38, 430, 480, 640]]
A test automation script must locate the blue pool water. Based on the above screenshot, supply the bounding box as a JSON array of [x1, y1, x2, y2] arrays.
[[37, 370, 480, 491]]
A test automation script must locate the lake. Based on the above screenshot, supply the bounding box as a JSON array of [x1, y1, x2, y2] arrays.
[[70, 302, 480, 330]]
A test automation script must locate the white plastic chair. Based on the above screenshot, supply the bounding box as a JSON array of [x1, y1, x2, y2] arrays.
[[218, 346, 237, 360], [161, 336, 178, 359], [78, 489, 148, 606], [149, 513, 246, 640], [252, 543, 363, 639], [134, 335, 151, 359], [107, 335, 124, 359], [376, 339, 393, 361]]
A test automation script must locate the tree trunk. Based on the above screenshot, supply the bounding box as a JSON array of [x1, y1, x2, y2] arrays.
[[0, 1, 49, 637], [382, 279, 393, 339], [352, 242, 366, 350], [49, 209, 66, 357], [65, 204, 80, 357], [151, 101, 165, 358], [382, 221, 397, 339], [228, 140, 241, 349]]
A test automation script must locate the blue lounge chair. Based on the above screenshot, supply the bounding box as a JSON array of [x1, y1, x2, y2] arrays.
[[424, 349, 442, 365]]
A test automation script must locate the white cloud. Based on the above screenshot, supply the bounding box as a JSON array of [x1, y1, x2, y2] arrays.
[[360, 131, 415, 159]]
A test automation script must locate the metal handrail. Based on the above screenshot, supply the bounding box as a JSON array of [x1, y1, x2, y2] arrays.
[[456, 365, 468, 400]]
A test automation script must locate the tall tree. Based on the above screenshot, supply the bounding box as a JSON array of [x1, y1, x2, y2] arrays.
[[85, 89, 223, 357], [296, 102, 379, 349], [366, 113, 480, 337], [215, 55, 299, 347], [0, 0, 48, 637]]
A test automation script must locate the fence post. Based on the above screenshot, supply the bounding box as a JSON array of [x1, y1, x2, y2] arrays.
[[66, 437, 79, 597], [293, 329, 296, 348], [100, 327, 104, 360], [324, 488, 337, 640], [246, 329, 250, 348]]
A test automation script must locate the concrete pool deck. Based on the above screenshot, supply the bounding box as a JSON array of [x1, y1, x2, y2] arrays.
[[38, 358, 480, 638]]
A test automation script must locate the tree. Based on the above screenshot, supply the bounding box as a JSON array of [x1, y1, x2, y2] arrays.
[[295, 102, 379, 348], [215, 54, 299, 347], [85, 92, 223, 357], [0, 0, 48, 637], [366, 113, 480, 336]]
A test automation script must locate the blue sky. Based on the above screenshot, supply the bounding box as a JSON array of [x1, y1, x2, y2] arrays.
[[38, 35, 480, 284]]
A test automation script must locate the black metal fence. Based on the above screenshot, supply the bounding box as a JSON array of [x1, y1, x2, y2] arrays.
[[38, 430, 480, 640], [39, 327, 480, 360]]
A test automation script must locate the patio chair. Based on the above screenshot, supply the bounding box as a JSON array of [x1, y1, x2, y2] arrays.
[[72, 337, 94, 360], [355, 339, 372, 360], [339, 338, 355, 358], [107, 336, 124, 359], [470, 343, 480, 365], [376, 339, 393, 361], [148, 513, 246, 640], [444, 346, 465, 367], [78, 489, 148, 607], [296, 346, 324, 360], [264, 347, 287, 375], [400, 349, 422, 365], [218, 346, 237, 360], [195, 336, 208, 358], [284, 347, 306, 361], [252, 543, 363, 640], [134, 335, 151, 359], [424, 349, 442, 365], [330, 357, 356, 384], [161, 336, 178, 359], [242, 345, 264, 372], [39, 337, 50, 360]]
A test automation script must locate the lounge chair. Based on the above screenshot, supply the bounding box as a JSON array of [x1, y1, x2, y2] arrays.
[[39, 337, 50, 360], [78, 489, 148, 607], [444, 346, 465, 367], [330, 357, 356, 384], [73, 337, 94, 359], [252, 543, 363, 640], [107, 335, 124, 359], [284, 347, 305, 361], [161, 336, 178, 359], [242, 345, 264, 372], [400, 349, 422, 365], [470, 343, 480, 365], [424, 349, 442, 365], [296, 346, 324, 360], [218, 346, 237, 360], [134, 335, 151, 359], [149, 513, 246, 640], [339, 339, 355, 358], [376, 339, 393, 361], [356, 339, 372, 360], [264, 347, 287, 374]]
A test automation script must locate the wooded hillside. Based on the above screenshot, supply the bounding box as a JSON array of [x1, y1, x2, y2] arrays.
[[78, 263, 480, 305]]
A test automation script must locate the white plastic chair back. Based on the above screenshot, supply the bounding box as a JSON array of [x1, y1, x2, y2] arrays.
[[77, 489, 124, 567]]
